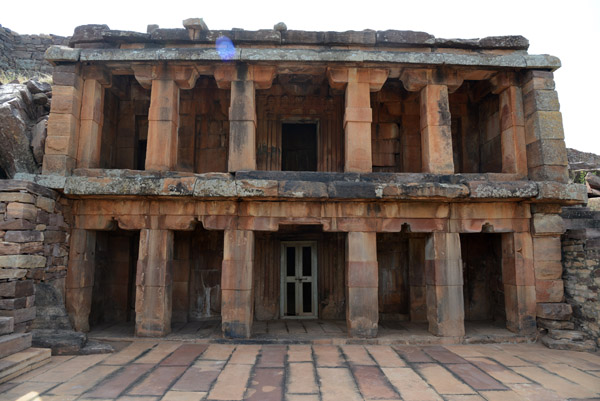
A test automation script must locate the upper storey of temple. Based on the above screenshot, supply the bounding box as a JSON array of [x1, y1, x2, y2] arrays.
[[30, 19, 584, 205]]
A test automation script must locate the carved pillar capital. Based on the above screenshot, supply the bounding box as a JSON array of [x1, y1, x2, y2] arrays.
[[400, 68, 463, 93], [214, 64, 276, 89], [133, 64, 200, 89], [326, 67, 389, 91]]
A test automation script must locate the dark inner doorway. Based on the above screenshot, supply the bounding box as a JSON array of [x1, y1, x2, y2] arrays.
[[281, 123, 317, 171]]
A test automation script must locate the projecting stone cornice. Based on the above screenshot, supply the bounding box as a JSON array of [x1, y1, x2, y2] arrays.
[[14, 170, 585, 203], [45, 46, 561, 71]]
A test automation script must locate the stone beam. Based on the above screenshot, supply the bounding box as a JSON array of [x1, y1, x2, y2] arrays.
[[74, 47, 562, 71]]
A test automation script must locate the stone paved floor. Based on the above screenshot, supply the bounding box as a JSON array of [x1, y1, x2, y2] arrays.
[[1, 342, 599, 401]]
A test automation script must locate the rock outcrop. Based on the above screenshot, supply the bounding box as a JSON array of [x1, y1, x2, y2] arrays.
[[0, 82, 51, 178]]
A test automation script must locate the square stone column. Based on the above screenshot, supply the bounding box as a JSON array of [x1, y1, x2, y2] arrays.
[[420, 84, 454, 174], [408, 237, 427, 322], [76, 67, 111, 168], [346, 231, 378, 338], [215, 65, 276, 172], [146, 79, 179, 171], [328, 68, 388, 173], [425, 232, 464, 337], [522, 70, 568, 183], [43, 64, 82, 175], [491, 72, 527, 176], [501, 232, 536, 334], [221, 229, 255, 338], [77, 80, 104, 168], [65, 229, 96, 332], [133, 65, 199, 171], [135, 229, 174, 337]]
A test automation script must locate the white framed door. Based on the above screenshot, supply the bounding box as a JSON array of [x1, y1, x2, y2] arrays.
[[280, 241, 318, 318]]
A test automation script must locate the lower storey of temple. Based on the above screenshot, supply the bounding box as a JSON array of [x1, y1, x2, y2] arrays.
[[68, 218, 540, 341]]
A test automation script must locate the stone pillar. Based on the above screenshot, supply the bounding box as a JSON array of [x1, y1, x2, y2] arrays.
[[346, 231, 378, 338], [133, 65, 199, 171], [327, 68, 388, 173], [221, 229, 255, 338], [408, 237, 427, 322], [425, 232, 464, 337], [491, 72, 527, 176], [522, 70, 568, 183], [135, 229, 174, 337], [420, 84, 454, 174], [399, 68, 462, 174], [215, 65, 276, 172], [77, 82, 103, 168], [530, 204, 567, 305], [146, 79, 179, 171], [43, 64, 82, 175], [501, 232, 537, 334], [65, 229, 96, 332]]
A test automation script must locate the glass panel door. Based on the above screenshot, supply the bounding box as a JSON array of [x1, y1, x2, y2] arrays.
[[281, 242, 317, 318]]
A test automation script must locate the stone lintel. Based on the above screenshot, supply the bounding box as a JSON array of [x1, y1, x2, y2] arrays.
[[490, 71, 519, 94], [82, 65, 112, 87], [14, 170, 582, 204], [73, 47, 561, 71]]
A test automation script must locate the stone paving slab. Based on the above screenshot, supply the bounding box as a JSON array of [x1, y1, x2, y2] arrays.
[[1, 341, 599, 400]]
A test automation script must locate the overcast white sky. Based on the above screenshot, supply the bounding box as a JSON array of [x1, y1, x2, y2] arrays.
[[4, 0, 600, 154]]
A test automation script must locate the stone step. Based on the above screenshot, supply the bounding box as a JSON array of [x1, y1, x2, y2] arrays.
[[548, 329, 586, 342], [541, 335, 597, 352], [0, 332, 32, 359], [0, 317, 14, 335], [536, 303, 572, 321], [537, 318, 575, 330], [561, 206, 595, 219], [0, 347, 51, 384]]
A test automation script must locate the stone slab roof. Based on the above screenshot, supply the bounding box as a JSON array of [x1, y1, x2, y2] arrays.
[[67, 23, 530, 50]]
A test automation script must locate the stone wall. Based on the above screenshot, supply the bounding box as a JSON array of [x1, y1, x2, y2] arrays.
[[0, 25, 68, 75], [0, 180, 70, 282], [561, 207, 600, 344], [0, 180, 71, 333]]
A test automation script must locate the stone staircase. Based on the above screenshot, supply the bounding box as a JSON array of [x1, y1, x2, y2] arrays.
[[0, 318, 50, 384], [0, 280, 51, 383]]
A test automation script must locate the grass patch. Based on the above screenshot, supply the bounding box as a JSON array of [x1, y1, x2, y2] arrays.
[[0, 69, 52, 84]]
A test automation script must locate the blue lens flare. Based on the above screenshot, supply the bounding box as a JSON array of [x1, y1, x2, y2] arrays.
[[216, 36, 235, 61]]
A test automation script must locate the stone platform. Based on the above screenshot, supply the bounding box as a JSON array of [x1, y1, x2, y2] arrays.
[[87, 319, 534, 346]]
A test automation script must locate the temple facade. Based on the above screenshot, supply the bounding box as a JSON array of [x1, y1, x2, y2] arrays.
[[33, 20, 585, 339]]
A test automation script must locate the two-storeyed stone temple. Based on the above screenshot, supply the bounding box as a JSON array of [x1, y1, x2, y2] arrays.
[[22, 19, 586, 339]]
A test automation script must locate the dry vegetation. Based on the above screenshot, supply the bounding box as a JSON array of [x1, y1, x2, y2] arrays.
[[0, 69, 52, 84]]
